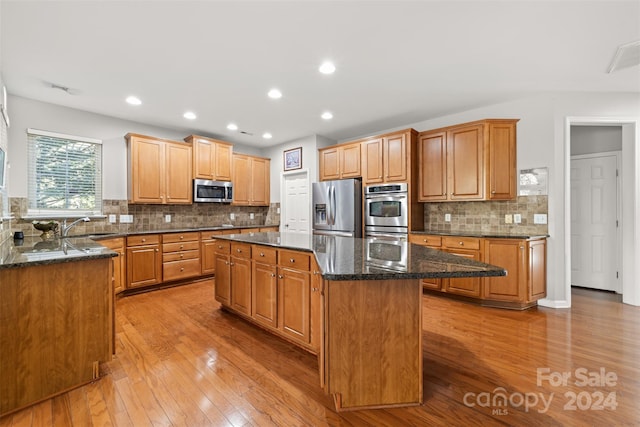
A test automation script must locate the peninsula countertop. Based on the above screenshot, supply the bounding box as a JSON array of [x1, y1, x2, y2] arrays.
[[0, 236, 116, 270], [215, 232, 507, 281]]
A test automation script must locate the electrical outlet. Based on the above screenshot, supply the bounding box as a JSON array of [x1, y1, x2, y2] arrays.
[[513, 214, 522, 224], [505, 214, 513, 224], [249, 213, 255, 220], [119, 214, 133, 224], [108, 214, 117, 223], [165, 214, 171, 223], [276, 207, 281, 214], [534, 214, 548, 224], [230, 213, 235, 221], [444, 213, 452, 222]]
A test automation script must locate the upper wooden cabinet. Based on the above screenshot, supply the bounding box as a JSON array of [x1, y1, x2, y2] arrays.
[[417, 119, 518, 202], [126, 133, 193, 204], [318, 142, 361, 181], [232, 154, 270, 206], [362, 129, 415, 184], [184, 135, 233, 181]]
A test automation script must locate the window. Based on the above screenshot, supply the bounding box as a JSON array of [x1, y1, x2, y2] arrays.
[[27, 128, 102, 216]]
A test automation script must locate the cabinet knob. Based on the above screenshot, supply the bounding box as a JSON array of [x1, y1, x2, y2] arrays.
[[225, 261, 229, 265], [180, 245, 184, 249], [218, 245, 223, 249], [491, 190, 496, 194], [271, 273, 276, 277], [278, 275, 283, 279], [141, 238, 146, 242], [312, 287, 319, 292], [237, 248, 242, 253], [180, 254, 184, 258], [289, 258, 295, 263], [260, 252, 265, 257], [520, 246, 525, 250], [155, 248, 159, 252], [230, 262, 234, 266], [180, 236, 184, 240], [459, 241, 464, 245], [180, 267, 184, 272]]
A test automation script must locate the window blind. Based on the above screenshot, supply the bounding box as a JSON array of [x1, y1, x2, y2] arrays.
[[27, 128, 102, 215]]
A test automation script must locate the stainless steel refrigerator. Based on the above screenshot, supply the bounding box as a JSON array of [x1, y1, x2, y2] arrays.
[[312, 178, 362, 237]]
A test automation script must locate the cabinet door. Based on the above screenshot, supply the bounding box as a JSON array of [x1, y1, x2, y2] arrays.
[[231, 256, 252, 315], [418, 131, 448, 201], [129, 136, 164, 203], [250, 157, 270, 206], [483, 239, 525, 301], [232, 154, 250, 205], [384, 133, 407, 183], [165, 142, 193, 204], [443, 250, 481, 297], [340, 143, 362, 179], [310, 260, 323, 353], [363, 138, 383, 184], [214, 254, 231, 305], [252, 261, 278, 328], [487, 122, 517, 200], [319, 147, 340, 181], [215, 142, 233, 181], [278, 267, 311, 345], [529, 239, 547, 300], [127, 245, 162, 288], [201, 239, 218, 275], [448, 124, 484, 200], [101, 238, 126, 294], [193, 138, 214, 180]]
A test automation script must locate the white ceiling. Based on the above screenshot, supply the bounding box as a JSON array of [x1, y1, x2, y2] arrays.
[[1, 1, 638, 147]]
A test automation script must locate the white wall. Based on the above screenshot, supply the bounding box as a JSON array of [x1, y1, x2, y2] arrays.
[[7, 95, 260, 200]]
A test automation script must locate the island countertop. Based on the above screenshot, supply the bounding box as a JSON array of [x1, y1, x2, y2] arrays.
[[215, 232, 506, 281]]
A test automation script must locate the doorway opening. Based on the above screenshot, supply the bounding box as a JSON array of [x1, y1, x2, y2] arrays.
[[565, 118, 639, 307]]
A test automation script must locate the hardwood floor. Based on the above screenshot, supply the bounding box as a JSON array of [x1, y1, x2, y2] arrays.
[[1, 281, 639, 426]]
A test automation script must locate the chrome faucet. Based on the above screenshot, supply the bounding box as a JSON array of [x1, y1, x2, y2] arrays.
[[61, 217, 90, 237]]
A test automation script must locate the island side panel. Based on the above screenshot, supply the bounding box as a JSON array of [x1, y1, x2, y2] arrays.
[[325, 278, 423, 411], [0, 259, 111, 416]]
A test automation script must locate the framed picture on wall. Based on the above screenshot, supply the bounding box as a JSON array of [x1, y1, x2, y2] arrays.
[[284, 147, 302, 171]]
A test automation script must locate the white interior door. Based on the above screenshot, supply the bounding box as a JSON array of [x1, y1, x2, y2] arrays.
[[282, 171, 310, 233], [570, 153, 619, 291]]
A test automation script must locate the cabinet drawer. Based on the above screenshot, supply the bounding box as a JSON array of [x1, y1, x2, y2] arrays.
[[214, 241, 231, 254], [127, 234, 160, 246], [163, 259, 201, 281], [442, 236, 481, 251], [409, 234, 442, 247], [200, 230, 223, 241], [278, 250, 311, 271], [163, 232, 199, 243], [163, 241, 200, 253], [163, 249, 200, 262], [231, 242, 252, 259], [252, 246, 277, 263]]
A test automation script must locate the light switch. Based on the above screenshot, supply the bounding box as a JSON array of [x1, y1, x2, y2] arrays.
[[513, 214, 522, 224], [230, 213, 235, 221], [165, 214, 171, 223], [249, 213, 255, 220], [505, 214, 513, 224], [534, 214, 548, 224], [108, 214, 117, 223], [444, 213, 451, 222]]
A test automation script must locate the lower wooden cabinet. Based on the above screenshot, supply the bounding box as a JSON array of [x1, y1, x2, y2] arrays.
[[126, 234, 162, 288], [162, 232, 201, 282], [410, 233, 547, 308], [200, 230, 224, 275], [101, 237, 126, 295], [215, 243, 320, 352]]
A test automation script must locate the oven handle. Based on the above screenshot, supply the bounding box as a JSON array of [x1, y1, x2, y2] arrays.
[[366, 232, 408, 241], [365, 195, 408, 200]]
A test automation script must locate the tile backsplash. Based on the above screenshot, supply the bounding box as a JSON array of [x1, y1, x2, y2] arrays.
[[9, 198, 281, 237], [423, 196, 548, 236]]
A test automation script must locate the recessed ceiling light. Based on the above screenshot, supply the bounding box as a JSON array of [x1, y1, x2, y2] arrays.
[[183, 111, 197, 120], [262, 132, 273, 139], [227, 123, 238, 131], [321, 111, 333, 120], [126, 96, 142, 105], [319, 61, 336, 75], [267, 88, 282, 99]]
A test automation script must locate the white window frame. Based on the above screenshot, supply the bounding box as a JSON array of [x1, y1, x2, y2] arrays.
[[27, 128, 103, 217]]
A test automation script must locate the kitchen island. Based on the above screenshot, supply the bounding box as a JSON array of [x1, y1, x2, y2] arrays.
[[0, 236, 116, 417], [212, 232, 506, 411]]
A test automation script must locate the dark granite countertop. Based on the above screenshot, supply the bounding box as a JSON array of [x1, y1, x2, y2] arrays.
[[0, 236, 117, 270], [411, 230, 549, 239], [87, 224, 280, 240], [215, 232, 506, 281]]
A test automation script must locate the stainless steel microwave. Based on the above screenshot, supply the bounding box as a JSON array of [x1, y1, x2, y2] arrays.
[[193, 179, 233, 203]]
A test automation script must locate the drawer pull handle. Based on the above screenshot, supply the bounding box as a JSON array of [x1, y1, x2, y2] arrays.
[[289, 258, 295, 263]]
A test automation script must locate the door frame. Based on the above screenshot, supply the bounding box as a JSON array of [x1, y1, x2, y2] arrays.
[[280, 169, 310, 233], [564, 117, 639, 306], [569, 150, 622, 293]]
